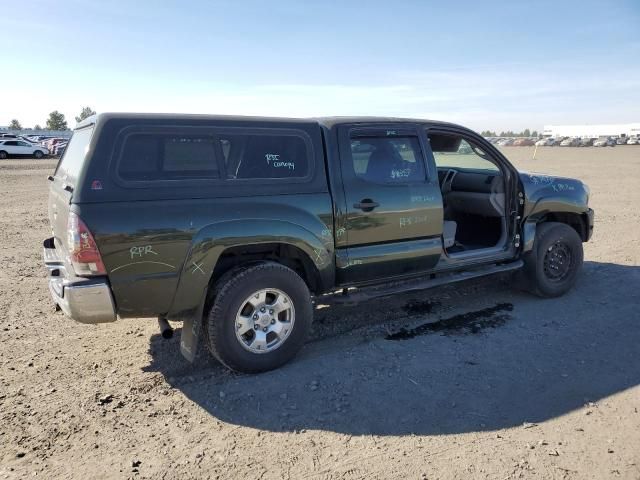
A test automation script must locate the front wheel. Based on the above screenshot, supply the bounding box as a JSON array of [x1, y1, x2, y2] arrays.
[[521, 222, 583, 297], [205, 262, 313, 373], [34, 150, 44, 159], [0, 151, 7, 159]]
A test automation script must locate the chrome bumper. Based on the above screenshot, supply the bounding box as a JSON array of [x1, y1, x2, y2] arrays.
[[43, 237, 116, 324]]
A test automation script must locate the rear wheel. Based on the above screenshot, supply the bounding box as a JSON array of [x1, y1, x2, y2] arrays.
[[521, 222, 583, 297], [205, 262, 313, 373], [0, 151, 7, 159], [33, 150, 44, 159]]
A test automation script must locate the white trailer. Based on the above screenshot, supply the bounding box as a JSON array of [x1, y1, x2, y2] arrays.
[[542, 123, 640, 138]]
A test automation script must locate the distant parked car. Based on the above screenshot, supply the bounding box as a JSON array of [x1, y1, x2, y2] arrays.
[[536, 138, 558, 146], [17, 136, 40, 144], [616, 137, 628, 145], [0, 140, 49, 159], [551, 138, 561, 146], [626, 137, 639, 145], [579, 138, 594, 147], [0, 133, 17, 138], [44, 138, 67, 150], [52, 142, 68, 156], [593, 136, 616, 147], [560, 137, 580, 147], [513, 138, 535, 146], [498, 138, 515, 146]]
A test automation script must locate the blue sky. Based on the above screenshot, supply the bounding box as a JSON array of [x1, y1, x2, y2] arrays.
[[3, 0, 639, 131]]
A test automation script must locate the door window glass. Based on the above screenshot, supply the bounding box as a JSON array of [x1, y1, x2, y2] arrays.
[[350, 135, 425, 183]]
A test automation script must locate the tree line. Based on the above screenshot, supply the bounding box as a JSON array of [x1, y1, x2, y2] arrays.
[[481, 129, 539, 137], [8, 107, 96, 131]]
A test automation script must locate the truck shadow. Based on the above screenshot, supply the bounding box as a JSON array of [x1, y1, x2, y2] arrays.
[[144, 261, 640, 436]]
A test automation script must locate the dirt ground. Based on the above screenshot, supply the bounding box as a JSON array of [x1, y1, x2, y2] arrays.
[[0, 146, 639, 480]]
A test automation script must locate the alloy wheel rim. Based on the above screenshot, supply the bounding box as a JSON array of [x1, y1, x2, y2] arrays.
[[543, 241, 572, 282], [234, 288, 295, 354]]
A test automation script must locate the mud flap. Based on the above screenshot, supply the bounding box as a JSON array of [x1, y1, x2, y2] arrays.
[[515, 234, 539, 292], [180, 317, 200, 363]]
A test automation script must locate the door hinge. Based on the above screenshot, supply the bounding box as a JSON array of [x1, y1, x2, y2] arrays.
[[514, 234, 521, 248]]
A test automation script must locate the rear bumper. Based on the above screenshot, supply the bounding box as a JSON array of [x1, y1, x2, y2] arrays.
[[43, 237, 116, 324], [586, 208, 594, 241]]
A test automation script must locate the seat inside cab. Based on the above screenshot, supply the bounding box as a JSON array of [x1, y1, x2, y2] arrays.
[[428, 133, 507, 254]]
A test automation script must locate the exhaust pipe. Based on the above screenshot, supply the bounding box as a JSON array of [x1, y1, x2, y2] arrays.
[[157, 317, 173, 339]]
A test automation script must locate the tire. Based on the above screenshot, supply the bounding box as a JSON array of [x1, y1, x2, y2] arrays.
[[205, 262, 313, 373], [0, 151, 7, 159], [33, 150, 44, 159], [521, 222, 583, 297]]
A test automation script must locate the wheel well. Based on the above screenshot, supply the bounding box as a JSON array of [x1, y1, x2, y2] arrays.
[[540, 212, 588, 241], [210, 243, 322, 294]]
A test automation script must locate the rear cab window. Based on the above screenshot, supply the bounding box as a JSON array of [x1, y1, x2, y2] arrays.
[[55, 126, 94, 183]]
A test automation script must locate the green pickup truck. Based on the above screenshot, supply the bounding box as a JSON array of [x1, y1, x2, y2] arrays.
[[43, 113, 594, 372]]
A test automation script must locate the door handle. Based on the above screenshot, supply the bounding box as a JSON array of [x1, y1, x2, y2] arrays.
[[353, 199, 380, 212]]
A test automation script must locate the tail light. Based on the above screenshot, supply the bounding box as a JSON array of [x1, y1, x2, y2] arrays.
[[67, 212, 106, 276]]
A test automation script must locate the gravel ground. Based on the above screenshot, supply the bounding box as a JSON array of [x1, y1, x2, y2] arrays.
[[0, 146, 639, 480]]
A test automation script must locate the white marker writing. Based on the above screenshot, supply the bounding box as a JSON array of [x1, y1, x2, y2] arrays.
[[391, 169, 411, 179], [273, 161, 295, 170], [130, 245, 158, 259], [399, 215, 428, 228]]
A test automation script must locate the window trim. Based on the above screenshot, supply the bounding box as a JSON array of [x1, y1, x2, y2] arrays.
[[345, 126, 430, 186], [111, 125, 315, 188]]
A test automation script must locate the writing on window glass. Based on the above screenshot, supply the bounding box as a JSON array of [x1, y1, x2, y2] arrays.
[[391, 168, 411, 179], [265, 153, 295, 170]]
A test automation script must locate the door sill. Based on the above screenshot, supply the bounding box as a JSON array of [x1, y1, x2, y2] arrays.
[[323, 260, 523, 305], [444, 244, 507, 260]]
